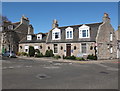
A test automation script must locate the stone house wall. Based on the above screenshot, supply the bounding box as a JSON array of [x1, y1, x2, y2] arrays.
[[96, 23, 117, 59], [19, 43, 46, 55], [46, 42, 95, 57]]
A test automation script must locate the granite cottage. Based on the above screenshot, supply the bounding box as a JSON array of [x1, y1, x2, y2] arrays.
[[18, 13, 118, 60], [0, 13, 118, 59]]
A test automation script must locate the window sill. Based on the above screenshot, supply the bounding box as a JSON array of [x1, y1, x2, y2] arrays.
[[79, 37, 90, 38], [66, 38, 73, 39], [52, 39, 61, 40]]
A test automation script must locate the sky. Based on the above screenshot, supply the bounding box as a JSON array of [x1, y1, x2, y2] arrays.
[[2, 2, 118, 34]]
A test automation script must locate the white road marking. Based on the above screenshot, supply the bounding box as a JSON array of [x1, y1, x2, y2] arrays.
[[25, 66, 32, 68], [44, 66, 60, 69], [8, 67, 14, 69], [95, 63, 118, 71]]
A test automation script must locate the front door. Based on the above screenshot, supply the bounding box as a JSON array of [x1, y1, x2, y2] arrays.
[[66, 44, 71, 56]]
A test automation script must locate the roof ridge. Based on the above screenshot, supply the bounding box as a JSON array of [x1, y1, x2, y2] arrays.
[[58, 22, 103, 28], [12, 22, 20, 24]]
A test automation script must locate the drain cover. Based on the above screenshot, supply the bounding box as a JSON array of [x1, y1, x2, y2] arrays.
[[36, 74, 50, 79], [100, 71, 109, 74]]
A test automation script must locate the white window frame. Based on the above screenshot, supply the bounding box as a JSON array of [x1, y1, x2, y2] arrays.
[[110, 33, 113, 41], [37, 34, 42, 40], [27, 35, 32, 40], [24, 45, 29, 53], [52, 28, 61, 40], [110, 47, 113, 54], [81, 43, 87, 54], [65, 27, 73, 39], [53, 44, 59, 54], [34, 46, 39, 49], [79, 24, 90, 38]]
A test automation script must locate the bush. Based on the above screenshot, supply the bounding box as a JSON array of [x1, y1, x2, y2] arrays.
[[35, 52, 43, 57], [35, 49, 40, 53], [49, 50, 54, 57], [45, 50, 54, 57], [16, 52, 28, 56], [53, 55, 61, 59], [28, 46, 35, 57], [16, 52, 22, 56], [76, 57, 85, 61], [87, 54, 97, 60], [64, 55, 76, 60]]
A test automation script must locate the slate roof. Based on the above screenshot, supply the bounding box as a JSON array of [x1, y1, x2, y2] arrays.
[[46, 22, 103, 43], [12, 22, 21, 29], [19, 33, 47, 43], [14, 23, 28, 34]]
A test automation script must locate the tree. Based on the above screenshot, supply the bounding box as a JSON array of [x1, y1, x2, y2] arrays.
[[0, 15, 10, 26], [28, 46, 35, 57]]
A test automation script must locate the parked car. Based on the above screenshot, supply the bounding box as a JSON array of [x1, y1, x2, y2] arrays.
[[2, 51, 16, 58]]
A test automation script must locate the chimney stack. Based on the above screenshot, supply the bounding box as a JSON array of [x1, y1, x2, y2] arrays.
[[52, 19, 59, 28], [102, 13, 110, 23]]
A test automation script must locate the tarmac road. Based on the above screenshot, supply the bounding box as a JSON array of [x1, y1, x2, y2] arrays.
[[2, 57, 119, 89]]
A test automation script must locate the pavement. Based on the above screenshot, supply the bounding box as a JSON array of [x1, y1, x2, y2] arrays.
[[17, 56, 120, 64], [2, 56, 119, 89]]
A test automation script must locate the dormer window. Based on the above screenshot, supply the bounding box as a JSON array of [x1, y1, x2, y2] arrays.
[[37, 34, 42, 40], [66, 27, 73, 39], [8, 25, 13, 30], [52, 28, 61, 40], [79, 24, 90, 38], [27, 35, 32, 40]]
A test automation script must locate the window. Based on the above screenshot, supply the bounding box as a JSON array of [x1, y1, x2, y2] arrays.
[[37, 34, 42, 40], [82, 30, 86, 37], [20, 46, 22, 49], [61, 46, 63, 50], [74, 46, 76, 50], [55, 32, 59, 38], [66, 27, 73, 39], [70, 31, 72, 38], [52, 28, 61, 40], [25, 45, 29, 52], [48, 46, 50, 49], [8, 25, 13, 30], [90, 46, 93, 50], [40, 45, 42, 49], [25, 49, 28, 52], [110, 47, 113, 54], [79, 24, 90, 38], [67, 31, 69, 38], [81, 44, 86, 53], [34, 46, 39, 49], [27, 35, 32, 40], [110, 33, 113, 41], [54, 44, 58, 53]]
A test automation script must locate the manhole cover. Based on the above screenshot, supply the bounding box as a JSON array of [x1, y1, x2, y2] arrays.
[[36, 74, 50, 79], [100, 71, 109, 74]]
